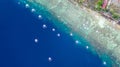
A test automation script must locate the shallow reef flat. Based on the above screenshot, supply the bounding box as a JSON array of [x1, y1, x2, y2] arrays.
[[21, 0, 120, 66]]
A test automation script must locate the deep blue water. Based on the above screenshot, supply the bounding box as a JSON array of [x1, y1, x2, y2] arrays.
[[0, 0, 106, 67]]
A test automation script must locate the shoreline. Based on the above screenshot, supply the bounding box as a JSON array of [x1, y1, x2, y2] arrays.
[[74, 0, 120, 24], [21, 0, 120, 66], [72, 0, 120, 30]]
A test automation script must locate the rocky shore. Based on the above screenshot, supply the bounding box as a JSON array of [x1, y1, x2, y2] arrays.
[[74, 0, 120, 24]]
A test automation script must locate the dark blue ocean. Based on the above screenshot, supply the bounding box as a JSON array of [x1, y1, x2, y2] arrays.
[[0, 0, 106, 67]]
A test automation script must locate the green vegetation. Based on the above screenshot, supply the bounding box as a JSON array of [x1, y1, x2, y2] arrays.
[[78, 0, 120, 20], [110, 10, 120, 20], [109, 5, 120, 20], [79, 0, 85, 4], [112, 13, 120, 20], [95, 0, 103, 11]]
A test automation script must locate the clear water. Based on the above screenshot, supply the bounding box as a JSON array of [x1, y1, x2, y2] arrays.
[[0, 0, 108, 67]]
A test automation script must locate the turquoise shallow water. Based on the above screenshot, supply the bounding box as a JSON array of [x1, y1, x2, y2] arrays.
[[14, 2, 113, 67]]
